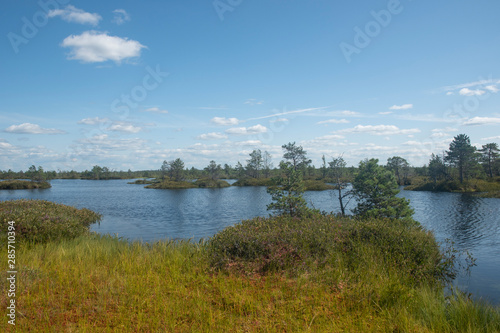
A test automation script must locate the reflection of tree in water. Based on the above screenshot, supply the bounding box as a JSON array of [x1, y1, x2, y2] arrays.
[[451, 194, 482, 249]]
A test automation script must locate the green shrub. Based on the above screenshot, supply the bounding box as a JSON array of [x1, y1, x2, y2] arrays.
[[207, 215, 454, 286], [0, 200, 101, 244], [194, 178, 230, 188], [232, 178, 274, 186], [145, 179, 197, 189], [303, 180, 336, 191], [0, 180, 51, 190]]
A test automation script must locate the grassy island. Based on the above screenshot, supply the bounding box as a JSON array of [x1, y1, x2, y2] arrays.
[[1, 200, 499, 332], [231, 177, 274, 187], [231, 178, 336, 191], [0, 180, 51, 190], [194, 178, 230, 188], [405, 178, 500, 198], [145, 179, 197, 189]]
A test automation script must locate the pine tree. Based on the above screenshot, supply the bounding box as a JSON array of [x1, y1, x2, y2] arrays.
[[352, 159, 414, 219]]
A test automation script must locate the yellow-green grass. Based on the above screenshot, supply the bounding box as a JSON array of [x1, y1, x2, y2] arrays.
[[1, 234, 499, 332], [1, 200, 499, 332]]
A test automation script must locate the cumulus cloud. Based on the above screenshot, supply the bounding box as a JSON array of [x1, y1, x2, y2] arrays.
[[143, 107, 168, 114], [197, 132, 228, 140], [462, 117, 500, 126], [317, 119, 349, 125], [78, 117, 109, 125], [210, 117, 240, 126], [48, 5, 102, 26], [75, 134, 147, 151], [338, 125, 420, 136], [459, 88, 486, 96], [389, 104, 413, 110], [225, 124, 268, 135], [61, 31, 146, 63], [4, 123, 65, 134], [107, 123, 142, 133], [112, 9, 130, 25]]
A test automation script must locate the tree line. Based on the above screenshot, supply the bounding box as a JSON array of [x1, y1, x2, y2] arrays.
[[1, 134, 498, 187]]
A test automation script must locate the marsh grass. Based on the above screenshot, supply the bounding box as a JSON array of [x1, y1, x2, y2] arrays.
[[0, 201, 499, 332]]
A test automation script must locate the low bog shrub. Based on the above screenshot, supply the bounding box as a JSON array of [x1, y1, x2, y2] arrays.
[[0, 199, 101, 244], [207, 215, 454, 286]]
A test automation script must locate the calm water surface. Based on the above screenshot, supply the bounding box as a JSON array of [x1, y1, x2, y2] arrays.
[[1, 179, 499, 304]]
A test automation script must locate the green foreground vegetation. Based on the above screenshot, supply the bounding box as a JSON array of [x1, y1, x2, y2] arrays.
[[1, 200, 500, 332]]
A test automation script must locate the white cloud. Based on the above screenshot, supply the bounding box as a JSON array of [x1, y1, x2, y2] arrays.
[[389, 104, 413, 110], [459, 88, 486, 96], [75, 134, 147, 151], [78, 117, 109, 125], [225, 124, 268, 135], [48, 5, 102, 26], [481, 135, 500, 141], [197, 132, 228, 140], [234, 140, 263, 146], [247, 106, 330, 121], [317, 119, 350, 125], [379, 111, 393, 115], [485, 85, 499, 93], [270, 118, 289, 123], [338, 125, 420, 136], [441, 79, 500, 92], [244, 99, 264, 105], [4, 123, 65, 134], [339, 110, 359, 116], [432, 127, 457, 133], [108, 123, 142, 133], [463, 117, 500, 126], [112, 9, 130, 25], [446, 92, 454, 96], [210, 117, 240, 126], [61, 31, 146, 63], [143, 107, 168, 114]]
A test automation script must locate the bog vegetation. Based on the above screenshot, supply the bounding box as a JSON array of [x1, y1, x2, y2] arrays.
[[1, 199, 500, 331], [1, 135, 500, 331]]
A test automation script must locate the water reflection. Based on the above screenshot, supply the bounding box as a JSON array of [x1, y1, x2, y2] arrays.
[[1, 180, 499, 303]]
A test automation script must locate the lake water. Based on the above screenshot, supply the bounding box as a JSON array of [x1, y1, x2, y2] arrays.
[[1, 179, 499, 304]]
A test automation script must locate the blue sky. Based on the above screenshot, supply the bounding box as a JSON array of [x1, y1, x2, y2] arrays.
[[1, 0, 500, 171]]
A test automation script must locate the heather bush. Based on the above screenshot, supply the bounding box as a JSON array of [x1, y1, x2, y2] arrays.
[[0, 200, 101, 244]]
